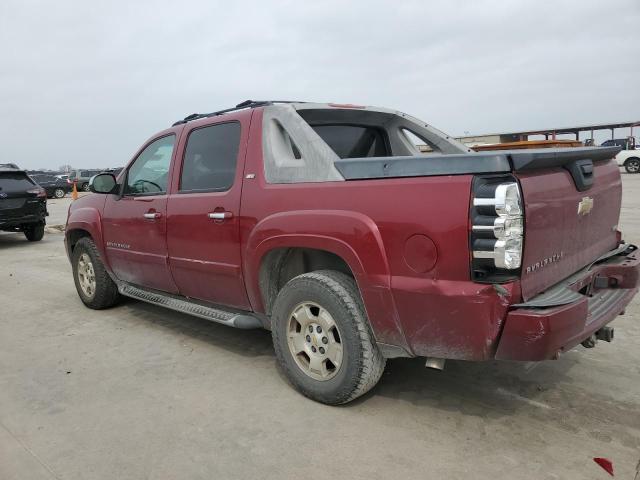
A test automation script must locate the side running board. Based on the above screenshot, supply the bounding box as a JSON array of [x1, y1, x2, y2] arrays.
[[118, 283, 263, 329]]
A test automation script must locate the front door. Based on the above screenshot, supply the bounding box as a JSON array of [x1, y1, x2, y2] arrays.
[[102, 134, 178, 293], [167, 119, 250, 309]]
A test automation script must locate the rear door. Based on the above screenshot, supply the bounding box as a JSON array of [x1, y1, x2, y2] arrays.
[[166, 114, 250, 309], [102, 134, 179, 293]]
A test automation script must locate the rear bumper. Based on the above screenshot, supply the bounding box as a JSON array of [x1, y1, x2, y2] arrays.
[[0, 213, 46, 229], [495, 246, 640, 361]]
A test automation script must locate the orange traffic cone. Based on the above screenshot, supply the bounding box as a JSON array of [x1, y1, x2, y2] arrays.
[[71, 182, 78, 200]]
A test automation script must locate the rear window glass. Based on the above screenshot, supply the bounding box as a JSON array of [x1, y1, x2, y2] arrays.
[[0, 172, 35, 191], [311, 125, 389, 158], [180, 122, 241, 192]]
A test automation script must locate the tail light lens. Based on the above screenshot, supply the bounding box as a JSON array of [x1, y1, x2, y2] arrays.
[[27, 187, 47, 198], [470, 176, 524, 282]]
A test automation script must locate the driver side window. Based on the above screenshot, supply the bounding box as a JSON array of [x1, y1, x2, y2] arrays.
[[125, 135, 175, 195]]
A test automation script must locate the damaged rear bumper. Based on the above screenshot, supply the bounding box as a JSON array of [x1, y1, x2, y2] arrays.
[[495, 245, 640, 361]]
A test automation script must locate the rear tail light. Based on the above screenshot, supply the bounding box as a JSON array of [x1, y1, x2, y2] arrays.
[[470, 177, 524, 282], [27, 187, 47, 198]]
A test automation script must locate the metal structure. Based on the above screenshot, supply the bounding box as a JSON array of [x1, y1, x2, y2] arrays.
[[458, 120, 640, 146]]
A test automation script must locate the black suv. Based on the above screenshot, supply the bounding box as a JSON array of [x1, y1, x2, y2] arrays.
[[30, 173, 72, 199], [0, 165, 48, 241]]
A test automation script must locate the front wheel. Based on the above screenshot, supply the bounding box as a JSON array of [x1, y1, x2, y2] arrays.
[[72, 237, 121, 309], [23, 223, 44, 241], [54, 188, 66, 198], [81, 183, 91, 192], [624, 158, 640, 174], [271, 270, 386, 405]]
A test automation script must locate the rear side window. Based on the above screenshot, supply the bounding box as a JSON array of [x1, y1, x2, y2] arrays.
[[311, 125, 389, 158], [0, 172, 35, 192], [180, 122, 241, 192]]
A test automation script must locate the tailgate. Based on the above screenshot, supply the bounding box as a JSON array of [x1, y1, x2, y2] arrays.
[[511, 147, 622, 301]]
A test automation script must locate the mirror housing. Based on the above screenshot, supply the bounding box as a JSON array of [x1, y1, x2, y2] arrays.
[[89, 173, 118, 194]]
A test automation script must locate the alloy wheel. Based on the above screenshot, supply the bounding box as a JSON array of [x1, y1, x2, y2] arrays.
[[77, 253, 97, 299], [286, 302, 343, 381]]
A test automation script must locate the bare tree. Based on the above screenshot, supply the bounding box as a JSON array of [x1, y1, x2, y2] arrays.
[[58, 164, 73, 173]]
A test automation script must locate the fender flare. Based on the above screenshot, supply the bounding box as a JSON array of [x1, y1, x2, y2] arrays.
[[65, 207, 110, 271], [244, 210, 409, 349]]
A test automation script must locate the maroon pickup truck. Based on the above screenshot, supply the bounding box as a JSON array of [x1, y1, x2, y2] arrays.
[[65, 100, 640, 404]]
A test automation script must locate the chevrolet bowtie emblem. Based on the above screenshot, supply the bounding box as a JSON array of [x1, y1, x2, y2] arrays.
[[578, 196, 594, 216]]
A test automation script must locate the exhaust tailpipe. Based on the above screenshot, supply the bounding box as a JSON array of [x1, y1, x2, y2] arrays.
[[595, 327, 614, 343], [425, 357, 446, 370]]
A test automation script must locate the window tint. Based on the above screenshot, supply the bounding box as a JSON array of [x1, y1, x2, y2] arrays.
[[311, 125, 388, 158], [125, 135, 175, 195], [0, 172, 35, 191], [180, 122, 241, 192]]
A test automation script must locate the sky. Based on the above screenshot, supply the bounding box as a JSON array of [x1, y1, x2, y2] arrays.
[[1, 0, 639, 170]]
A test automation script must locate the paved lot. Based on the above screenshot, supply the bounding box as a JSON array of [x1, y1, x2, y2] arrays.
[[1, 174, 639, 479]]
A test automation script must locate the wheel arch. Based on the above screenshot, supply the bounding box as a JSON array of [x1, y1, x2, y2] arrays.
[[243, 210, 409, 351], [65, 207, 110, 271]]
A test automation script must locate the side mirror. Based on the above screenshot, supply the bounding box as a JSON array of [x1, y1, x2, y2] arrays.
[[89, 173, 117, 194]]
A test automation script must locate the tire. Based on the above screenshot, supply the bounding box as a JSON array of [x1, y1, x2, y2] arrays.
[[72, 237, 121, 309], [624, 158, 640, 174], [271, 270, 385, 405], [54, 188, 66, 198], [81, 182, 91, 192], [23, 223, 44, 242]]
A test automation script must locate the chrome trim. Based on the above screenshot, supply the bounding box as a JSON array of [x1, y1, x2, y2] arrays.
[[473, 198, 496, 207], [208, 212, 226, 219], [473, 250, 496, 259], [471, 225, 494, 231]]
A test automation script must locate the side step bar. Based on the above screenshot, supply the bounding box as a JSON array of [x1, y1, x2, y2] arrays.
[[118, 283, 263, 329]]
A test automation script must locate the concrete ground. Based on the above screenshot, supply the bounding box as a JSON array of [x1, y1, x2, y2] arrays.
[[1, 175, 639, 480]]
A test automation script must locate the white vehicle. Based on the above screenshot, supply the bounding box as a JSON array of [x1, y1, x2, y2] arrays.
[[602, 137, 639, 173]]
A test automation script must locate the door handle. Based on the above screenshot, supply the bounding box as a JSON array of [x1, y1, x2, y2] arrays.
[[208, 211, 233, 220], [143, 212, 161, 219]]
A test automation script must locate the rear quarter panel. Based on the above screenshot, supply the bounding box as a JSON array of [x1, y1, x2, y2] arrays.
[[240, 109, 501, 356]]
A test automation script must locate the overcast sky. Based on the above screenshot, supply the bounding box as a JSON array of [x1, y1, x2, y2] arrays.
[[1, 0, 638, 170]]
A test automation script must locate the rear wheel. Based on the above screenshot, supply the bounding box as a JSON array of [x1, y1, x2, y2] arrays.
[[82, 182, 91, 192], [72, 237, 121, 309], [54, 188, 66, 198], [271, 270, 385, 405], [624, 158, 640, 174], [23, 223, 44, 242]]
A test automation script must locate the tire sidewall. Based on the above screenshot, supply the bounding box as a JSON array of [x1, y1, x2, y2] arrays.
[[24, 223, 44, 241], [272, 275, 366, 403], [625, 158, 640, 173], [72, 239, 99, 305], [54, 188, 65, 198]]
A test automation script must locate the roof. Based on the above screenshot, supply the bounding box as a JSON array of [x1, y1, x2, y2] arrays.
[[0, 163, 22, 172], [171, 100, 305, 126], [170, 100, 408, 127]]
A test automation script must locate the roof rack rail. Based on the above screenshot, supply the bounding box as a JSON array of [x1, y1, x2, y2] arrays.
[[172, 99, 304, 126]]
